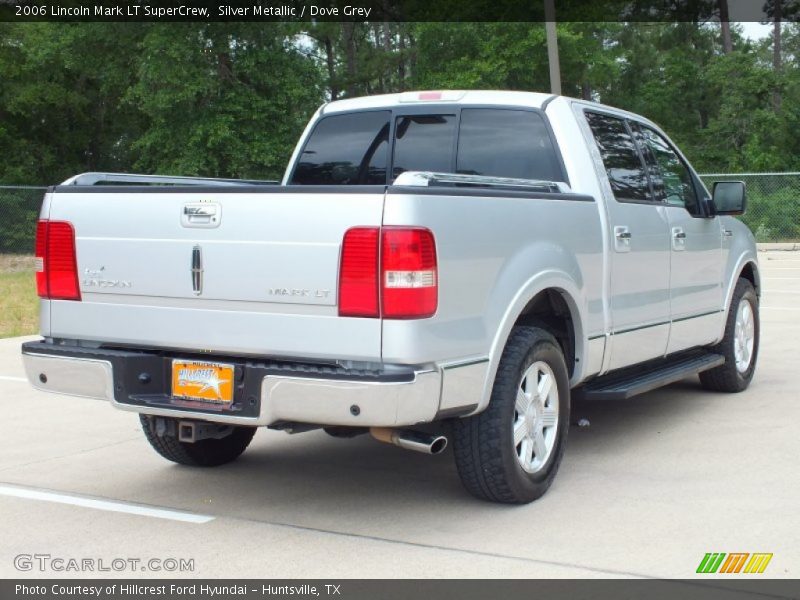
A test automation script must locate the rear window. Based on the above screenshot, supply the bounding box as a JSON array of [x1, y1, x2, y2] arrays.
[[457, 109, 562, 181], [393, 115, 457, 179], [291, 111, 390, 185], [291, 107, 566, 185]]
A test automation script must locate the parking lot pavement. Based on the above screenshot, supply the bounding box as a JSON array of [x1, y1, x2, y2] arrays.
[[0, 251, 798, 580]]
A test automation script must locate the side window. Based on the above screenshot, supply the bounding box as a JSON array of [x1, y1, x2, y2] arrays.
[[456, 109, 563, 181], [638, 126, 699, 214], [291, 111, 390, 185], [392, 115, 456, 179], [585, 111, 652, 203]]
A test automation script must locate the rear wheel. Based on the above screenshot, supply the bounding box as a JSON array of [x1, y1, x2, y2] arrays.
[[700, 278, 759, 393], [450, 326, 570, 504], [140, 415, 256, 467]]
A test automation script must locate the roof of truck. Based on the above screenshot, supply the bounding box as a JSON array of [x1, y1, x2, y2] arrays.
[[321, 90, 557, 114], [319, 90, 656, 127]]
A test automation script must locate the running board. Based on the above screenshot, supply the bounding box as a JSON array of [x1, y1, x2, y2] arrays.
[[578, 350, 725, 401]]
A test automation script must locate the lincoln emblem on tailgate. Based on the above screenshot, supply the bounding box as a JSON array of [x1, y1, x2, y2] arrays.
[[191, 245, 203, 295]]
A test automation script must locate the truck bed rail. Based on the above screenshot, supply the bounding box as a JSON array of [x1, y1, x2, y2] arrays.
[[392, 171, 566, 194], [61, 172, 279, 187]]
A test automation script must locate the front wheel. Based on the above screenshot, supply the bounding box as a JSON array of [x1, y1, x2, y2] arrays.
[[700, 278, 759, 393], [450, 326, 571, 504]]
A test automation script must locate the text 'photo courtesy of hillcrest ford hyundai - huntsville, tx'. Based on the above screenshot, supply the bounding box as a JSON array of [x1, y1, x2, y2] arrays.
[[23, 90, 759, 504]]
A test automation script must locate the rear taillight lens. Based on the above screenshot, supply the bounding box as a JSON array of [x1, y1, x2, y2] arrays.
[[34, 220, 81, 301], [381, 227, 437, 319], [339, 227, 380, 317], [338, 226, 437, 319], [34, 221, 48, 297]]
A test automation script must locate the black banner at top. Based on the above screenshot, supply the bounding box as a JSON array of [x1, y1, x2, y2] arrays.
[[0, 0, 788, 23]]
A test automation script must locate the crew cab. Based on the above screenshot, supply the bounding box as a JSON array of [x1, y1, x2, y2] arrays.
[[22, 91, 760, 503]]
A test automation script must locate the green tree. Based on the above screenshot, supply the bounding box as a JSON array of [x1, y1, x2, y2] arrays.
[[129, 23, 325, 179], [0, 23, 146, 184]]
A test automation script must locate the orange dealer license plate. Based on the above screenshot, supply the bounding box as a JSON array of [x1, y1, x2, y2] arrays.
[[171, 360, 234, 404]]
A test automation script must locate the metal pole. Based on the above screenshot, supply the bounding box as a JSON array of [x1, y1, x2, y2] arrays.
[[544, 0, 561, 95]]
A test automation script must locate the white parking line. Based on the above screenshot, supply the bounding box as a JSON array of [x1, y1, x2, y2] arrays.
[[0, 375, 26, 382], [0, 484, 215, 524], [761, 306, 800, 311]]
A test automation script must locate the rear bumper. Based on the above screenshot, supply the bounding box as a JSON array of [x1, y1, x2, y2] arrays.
[[21, 341, 444, 428]]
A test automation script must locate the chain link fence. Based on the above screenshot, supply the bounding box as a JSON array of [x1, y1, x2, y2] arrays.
[[0, 186, 47, 254], [0, 174, 798, 253], [699, 173, 800, 243]]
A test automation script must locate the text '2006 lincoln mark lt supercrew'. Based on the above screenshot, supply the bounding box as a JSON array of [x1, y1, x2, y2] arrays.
[[23, 90, 759, 503]]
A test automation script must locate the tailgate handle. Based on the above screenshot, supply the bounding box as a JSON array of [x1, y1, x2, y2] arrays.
[[184, 205, 216, 217], [182, 203, 221, 228]]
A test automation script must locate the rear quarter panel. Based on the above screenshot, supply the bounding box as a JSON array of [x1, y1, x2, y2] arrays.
[[381, 189, 604, 379]]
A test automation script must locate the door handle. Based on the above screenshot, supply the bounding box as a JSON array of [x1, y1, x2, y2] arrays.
[[723, 229, 733, 237], [613, 226, 632, 253], [181, 203, 221, 228], [184, 205, 217, 217], [671, 227, 687, 251]]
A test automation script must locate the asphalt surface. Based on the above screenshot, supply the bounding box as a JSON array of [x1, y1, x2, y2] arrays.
[[0, 251, 798, 579]]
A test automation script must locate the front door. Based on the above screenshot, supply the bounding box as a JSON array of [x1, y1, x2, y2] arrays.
[[633, 124, 724, 353]]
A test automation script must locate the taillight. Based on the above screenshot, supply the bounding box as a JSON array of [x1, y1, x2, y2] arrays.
[[34, 221, 48, 297], [339, 227, 380, 317], [34, 220, 81, 301], [338, 226, 437, 319], [381, 227, 437, 319]]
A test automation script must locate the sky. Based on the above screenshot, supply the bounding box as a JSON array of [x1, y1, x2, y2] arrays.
[[739, 22, 773, 41]]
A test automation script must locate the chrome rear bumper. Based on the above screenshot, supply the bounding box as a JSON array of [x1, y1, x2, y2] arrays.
[[21, 344, 444, 428]]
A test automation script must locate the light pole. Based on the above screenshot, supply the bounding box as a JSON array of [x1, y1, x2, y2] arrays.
[[544, 0, 561, 95]]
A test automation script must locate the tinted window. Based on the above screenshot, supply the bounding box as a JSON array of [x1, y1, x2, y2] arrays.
[[629, 123, 661, 197], [585, 112, 651, 203], [392, 115, 456, 179], [638, 125, 699, 214], [457, 109, 563, 181], [291, 111, 390, 185]]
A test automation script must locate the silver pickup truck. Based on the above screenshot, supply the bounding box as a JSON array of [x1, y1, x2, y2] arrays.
[[22, 91, 759, 504]]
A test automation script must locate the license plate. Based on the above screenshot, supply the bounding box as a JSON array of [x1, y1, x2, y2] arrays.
[[171, 360, 234, 404]]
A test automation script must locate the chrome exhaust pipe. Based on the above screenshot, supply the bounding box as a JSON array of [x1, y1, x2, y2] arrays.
[[370, 427, 448, 455]]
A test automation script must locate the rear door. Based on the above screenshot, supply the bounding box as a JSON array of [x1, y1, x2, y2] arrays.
[[584, 110, 671, 371]]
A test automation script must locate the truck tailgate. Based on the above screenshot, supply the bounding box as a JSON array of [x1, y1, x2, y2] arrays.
[[44, 188, 385, 361]]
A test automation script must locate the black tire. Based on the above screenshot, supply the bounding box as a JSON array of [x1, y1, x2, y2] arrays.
[[139, 415, 256, 467], [700, 278, 759, 393], [450, 326, 571, 504]]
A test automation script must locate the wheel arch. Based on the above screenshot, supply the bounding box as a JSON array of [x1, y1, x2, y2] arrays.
[[738, 261, 761, 298], [717, 234, 760, 346], [470, 274, 587, 416], [723, 257, 761, 323]]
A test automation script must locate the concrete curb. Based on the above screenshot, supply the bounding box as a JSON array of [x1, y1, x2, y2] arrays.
[[757, 243, 800, 251]]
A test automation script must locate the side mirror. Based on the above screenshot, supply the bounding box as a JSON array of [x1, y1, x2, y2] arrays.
[[712, 181, 746, 215]]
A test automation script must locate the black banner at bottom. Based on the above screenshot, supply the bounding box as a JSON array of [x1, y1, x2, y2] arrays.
[[3, 580, 800, 600]]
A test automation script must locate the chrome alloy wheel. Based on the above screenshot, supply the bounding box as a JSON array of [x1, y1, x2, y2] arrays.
[[734, 298, 756, 373], [513, 361, 559, 474]]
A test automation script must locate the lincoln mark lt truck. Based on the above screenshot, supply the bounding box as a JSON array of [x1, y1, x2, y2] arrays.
[[22, 91, 759, 504]]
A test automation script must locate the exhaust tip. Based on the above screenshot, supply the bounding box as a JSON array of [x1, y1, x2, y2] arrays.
[[370, 427, 448, 455], [429, 436, 447, 455]]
